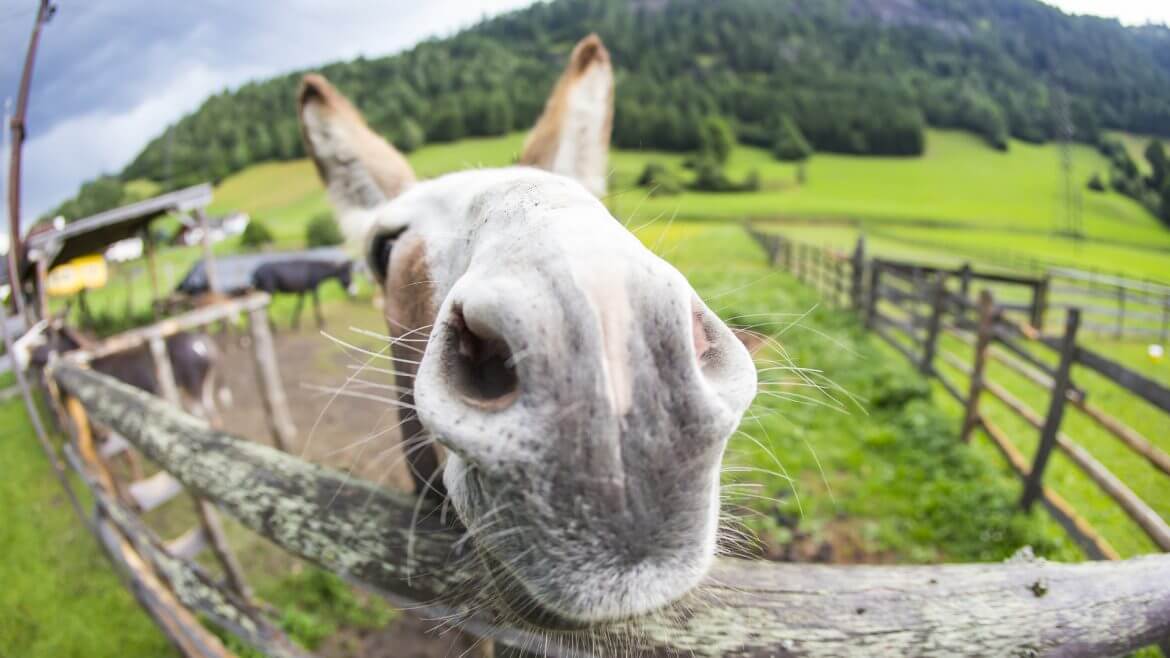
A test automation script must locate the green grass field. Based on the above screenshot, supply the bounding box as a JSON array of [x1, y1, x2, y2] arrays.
[[10, 127, 1170, 654], [205, 129, 1168, 282]]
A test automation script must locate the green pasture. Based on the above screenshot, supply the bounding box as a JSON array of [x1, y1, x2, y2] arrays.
[[203, 128, 1169, 285]]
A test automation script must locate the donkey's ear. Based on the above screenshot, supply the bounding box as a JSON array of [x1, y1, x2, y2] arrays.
[[519, 34, 614, 197], [298, 74, 416, 244]]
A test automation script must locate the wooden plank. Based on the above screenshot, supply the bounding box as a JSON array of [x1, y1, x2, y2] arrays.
[[97, 520, 236, 658], [978, 376, 1170, 551], [1073, 399, 1170, 478], [67, 395, 116, 493], [128, 471, 184, 512], [977, 416, 1120, 561], [1056, 435, 1170, 551], [1075, 344, 1170, 415], [865, 263, 880, 329], [935, 370, 964, 404], [84, 466, 307, 658], [850, 236, 865, 310], [247, 307, 297, 452], [99, 430, 132, 459], [920, 277, 945, 374], [1030, 275, 1049, 330], [1022, 309, 1080, 510], [165, 526, 208, 561], [71, 292, 270, 363], [872, 317, 920, 365], [55, 363, 1170, 658], [946, 328, 1170, 479], [195, 498, 254, 601], [960, 291, 996, 444]]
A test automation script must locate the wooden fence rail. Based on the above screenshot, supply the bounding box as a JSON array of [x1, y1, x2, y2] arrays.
[[747, 227, 1170, 563], [49, 363, 1170, 658]]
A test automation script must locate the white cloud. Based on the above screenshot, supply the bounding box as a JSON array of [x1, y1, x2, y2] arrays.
[[20, 63, 263, 223], [1043, 0, 1170, 25], [10, 0, 538, 225]]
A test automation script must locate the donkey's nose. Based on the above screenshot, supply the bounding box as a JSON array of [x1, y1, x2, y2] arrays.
[[444, 301, 520, 411]]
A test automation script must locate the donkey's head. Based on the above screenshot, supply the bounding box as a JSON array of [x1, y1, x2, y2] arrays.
[[298, 35, 757, 624]]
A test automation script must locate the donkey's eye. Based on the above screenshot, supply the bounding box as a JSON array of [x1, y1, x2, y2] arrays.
[[367, 227, 407, 281], [447, 305, 519, 409]]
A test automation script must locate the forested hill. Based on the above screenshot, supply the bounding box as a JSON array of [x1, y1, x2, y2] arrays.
[[52, 0, 1170, 220]]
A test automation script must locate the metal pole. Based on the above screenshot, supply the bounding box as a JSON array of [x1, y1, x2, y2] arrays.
[[6, 1, 56, 319]]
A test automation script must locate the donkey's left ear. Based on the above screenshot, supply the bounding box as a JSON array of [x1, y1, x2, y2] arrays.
[[298, 74, 416, 246], [519, 34, 614, 197]]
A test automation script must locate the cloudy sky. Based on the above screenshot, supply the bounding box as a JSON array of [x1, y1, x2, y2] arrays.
[[0, 0, 1167, 226]]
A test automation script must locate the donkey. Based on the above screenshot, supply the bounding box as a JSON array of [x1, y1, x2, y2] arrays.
[[298, 34, 757, 626], [251, 259, 354, 328], [20, 323, 230, 426]]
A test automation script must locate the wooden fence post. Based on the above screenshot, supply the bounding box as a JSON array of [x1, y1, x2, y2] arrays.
[[1161, 293, 1169, 345], [147, 336, 253, 602], [247, 307, 297, 452], [960, 290, 996, 443], [958, 263, 973, 305], [1030, 275, 1050, 333], [1116, 287, 1125, 339], [835, 258, 846, 307], [816, 246, 826, 295], [1022, 308, 1081, 511], [865, 262, 881, 330], [851, 236, 866, 311], [920, 276, 946, 374]]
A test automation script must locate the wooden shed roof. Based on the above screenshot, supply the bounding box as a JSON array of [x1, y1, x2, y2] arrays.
[[25, 183, 212, 271]]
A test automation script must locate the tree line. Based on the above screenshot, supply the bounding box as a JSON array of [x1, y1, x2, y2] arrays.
[[45, 0, 1170, 222]]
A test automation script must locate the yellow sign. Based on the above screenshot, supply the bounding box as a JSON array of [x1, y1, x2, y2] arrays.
[[47, 255, 109, 297]]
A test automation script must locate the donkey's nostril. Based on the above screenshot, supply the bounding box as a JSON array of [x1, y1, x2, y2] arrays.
[[692, 303, 712, 363], [447, 305, 519, 409]]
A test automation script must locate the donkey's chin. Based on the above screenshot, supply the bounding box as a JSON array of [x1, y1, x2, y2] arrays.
[[445, 454, 719, 625]]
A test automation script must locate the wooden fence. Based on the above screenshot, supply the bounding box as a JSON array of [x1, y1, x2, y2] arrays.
[[857, 223, 1170, 340], [748, 227, 1170, 561], [7, 275, 1170, 656]]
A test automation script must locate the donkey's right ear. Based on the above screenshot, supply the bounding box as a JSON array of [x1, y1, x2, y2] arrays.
[[298, 74, 416, 244]]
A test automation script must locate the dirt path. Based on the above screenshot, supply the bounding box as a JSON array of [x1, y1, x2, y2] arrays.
[[217, 301, 414, 491]]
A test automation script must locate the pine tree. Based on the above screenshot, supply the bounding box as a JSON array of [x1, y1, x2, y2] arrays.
[[772, 115, 812, 162]]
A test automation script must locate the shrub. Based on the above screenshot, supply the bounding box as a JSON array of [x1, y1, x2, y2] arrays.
[[773, 115, 813, 162], [395, 118, 425, 153], [240, 219, 274, 248], [689, 158, 759, 193], [697, 115, 735, 165], [1086, 173, 1106, 192], [306, 213, 344, 247], [636, 162, 682, 196]]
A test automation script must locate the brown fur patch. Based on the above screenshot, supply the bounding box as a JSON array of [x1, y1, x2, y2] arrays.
[[381, 233, 445, 493], [298, 74, 416, 203], [518, 34, 614, 175]]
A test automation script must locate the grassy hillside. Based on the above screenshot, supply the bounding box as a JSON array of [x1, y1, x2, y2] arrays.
[[209, 129, 1170, 280]]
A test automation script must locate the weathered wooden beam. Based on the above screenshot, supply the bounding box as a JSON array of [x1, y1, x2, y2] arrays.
[[52, 363, 1170, 657], [247, 306, 297, 451], [71, 292, 271, 363]]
